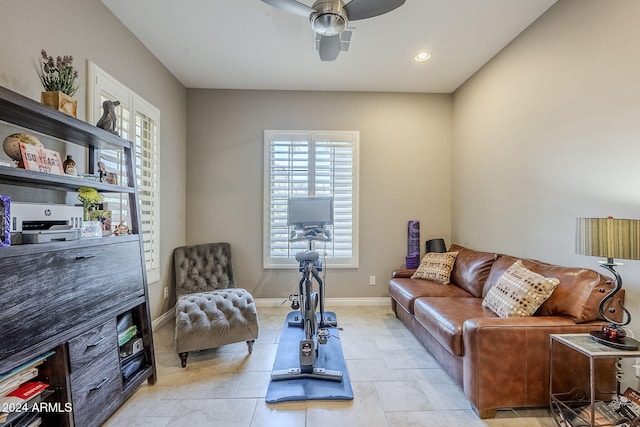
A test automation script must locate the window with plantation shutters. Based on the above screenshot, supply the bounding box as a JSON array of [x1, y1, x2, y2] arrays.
[[263, 131, 359, 269], [89, 62, 161, 284], [134, 106, 159, 281]]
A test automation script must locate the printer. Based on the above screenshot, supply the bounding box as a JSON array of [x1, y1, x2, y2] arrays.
[[11, 202, 83, 244]]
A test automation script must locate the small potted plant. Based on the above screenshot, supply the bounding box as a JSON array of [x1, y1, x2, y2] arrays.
[[77, 186, 103, 221], [35, 49, 79, 117]]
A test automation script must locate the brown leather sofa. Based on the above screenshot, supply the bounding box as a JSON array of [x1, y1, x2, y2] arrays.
[[388, 244, 620, 418]]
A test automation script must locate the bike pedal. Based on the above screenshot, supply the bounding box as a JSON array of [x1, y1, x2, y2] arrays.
[[318, 328, 329, 344]]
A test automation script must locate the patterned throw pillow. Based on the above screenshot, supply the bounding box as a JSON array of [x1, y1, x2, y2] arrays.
[[411, 251, 459, 284], [482, 260, 560, 318]]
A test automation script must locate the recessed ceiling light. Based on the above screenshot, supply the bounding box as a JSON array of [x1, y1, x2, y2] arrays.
[[414, 52, 431, 62]]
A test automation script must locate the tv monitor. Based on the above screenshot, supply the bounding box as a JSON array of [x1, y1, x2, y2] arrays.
[[288, 197, 334, 227]]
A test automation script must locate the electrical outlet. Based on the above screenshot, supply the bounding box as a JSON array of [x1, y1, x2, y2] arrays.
[[164, 287, 168, 299], [369, 275, 376, 286], [636, 358, 640, 378]]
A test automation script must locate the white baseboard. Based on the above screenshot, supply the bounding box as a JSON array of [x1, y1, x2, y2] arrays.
[[152, 297, 390, 327], [152, 309, 175, 331], [255, 297, 390, 308]]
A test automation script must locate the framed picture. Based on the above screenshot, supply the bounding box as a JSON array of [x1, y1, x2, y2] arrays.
[[90, 209, 112, 236], [97, 160, 118, 185], [105, 172, 117, 185], [0, 195, 10, 247]]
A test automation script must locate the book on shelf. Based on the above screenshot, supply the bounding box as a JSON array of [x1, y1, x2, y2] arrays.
[[609, 394, 640, 421], [0, 381, 48, 405], [623, 387, 640, 407], [0, 351, 54, 382], [1, 412, 42, 426], [0, 367, 38, 398], [0, 381, 49, 425], [0, 352, 54, 426], [118, 325, 138, 346], [1, 402, 44, 426]]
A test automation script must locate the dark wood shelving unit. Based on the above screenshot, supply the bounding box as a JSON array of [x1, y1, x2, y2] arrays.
[[0, 85, 156, 427]]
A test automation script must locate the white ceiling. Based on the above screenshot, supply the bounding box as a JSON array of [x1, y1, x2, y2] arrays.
[[101, 0, 556, 93]]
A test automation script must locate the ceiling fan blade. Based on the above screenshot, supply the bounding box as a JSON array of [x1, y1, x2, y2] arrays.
[[261, 0, 315, 17], [318, 35, 341, 61], [344, 0, 406, 21]]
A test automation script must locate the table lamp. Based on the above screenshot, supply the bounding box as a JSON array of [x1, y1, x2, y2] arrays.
[[425, 238, 447, 253], [576, 217, 640, 350]]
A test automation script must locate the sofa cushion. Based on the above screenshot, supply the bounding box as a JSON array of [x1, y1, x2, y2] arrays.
[[413, 297, 494, 356], [483, 255, 614, 323], [389, 278, 473, 314], [482, 260, 559, 318], [411, 251, 459, 284], [449, 244, 499, 297]]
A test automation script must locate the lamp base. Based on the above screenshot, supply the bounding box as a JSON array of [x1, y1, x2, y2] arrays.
[[589, 330, 640, 350]]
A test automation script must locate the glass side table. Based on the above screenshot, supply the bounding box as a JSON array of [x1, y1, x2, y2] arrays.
[[550, 334, 640, 426]]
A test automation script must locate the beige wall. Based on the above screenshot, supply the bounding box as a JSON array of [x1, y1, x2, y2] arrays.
[[186, 89, 452, 298], [453, 0, 640, 335], [5, 0, 637, 332], [0, 0, 188, 319]]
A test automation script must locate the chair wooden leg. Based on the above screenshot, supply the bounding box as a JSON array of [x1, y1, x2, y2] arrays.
[[179, 352, 189, 368], [246, 340, 255, 354]]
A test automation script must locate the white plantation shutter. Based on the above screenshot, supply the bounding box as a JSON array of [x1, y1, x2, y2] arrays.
[[134, 106, 160, 281], [89, 62, 161, 284], [264, 131, 359, 268]]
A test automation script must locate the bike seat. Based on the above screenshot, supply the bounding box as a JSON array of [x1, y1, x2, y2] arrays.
[[295, 251, 319, 262]]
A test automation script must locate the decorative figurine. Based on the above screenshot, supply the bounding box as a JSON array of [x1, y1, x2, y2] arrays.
[[96, 100, 120, 134], [114, 222, 131, 235], [63, 155, 77, 175], [98, 160, 107, 182], [97, 160, 117, 185]]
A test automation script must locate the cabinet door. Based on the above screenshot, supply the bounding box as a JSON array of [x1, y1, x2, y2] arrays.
[[0, 240, 144, 365], [69, 321, 122, 427]]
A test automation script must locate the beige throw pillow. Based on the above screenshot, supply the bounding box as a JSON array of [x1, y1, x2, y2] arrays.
[[482, 260, 560, 318], [411, 251, 459, 284]]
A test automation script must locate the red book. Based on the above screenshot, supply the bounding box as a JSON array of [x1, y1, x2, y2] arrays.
[[8, 381, 48, 400]]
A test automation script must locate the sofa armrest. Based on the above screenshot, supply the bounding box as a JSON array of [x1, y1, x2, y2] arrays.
[[392, 269, 416, 278], [462, 316, 610, 418]]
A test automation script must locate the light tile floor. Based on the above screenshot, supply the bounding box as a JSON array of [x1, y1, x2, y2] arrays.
[[104, 304, 556, 426]]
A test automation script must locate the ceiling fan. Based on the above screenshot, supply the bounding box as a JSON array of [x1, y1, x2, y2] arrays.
[[261, 0, 406, 61]]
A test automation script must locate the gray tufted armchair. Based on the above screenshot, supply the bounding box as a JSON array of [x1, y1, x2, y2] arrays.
[[174, 242, 259, 367]]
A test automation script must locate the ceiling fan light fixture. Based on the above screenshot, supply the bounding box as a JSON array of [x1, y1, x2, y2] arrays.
[[311, 12, 347, 36], [261, 0, 407, 61], [415, 52, 431, 62]]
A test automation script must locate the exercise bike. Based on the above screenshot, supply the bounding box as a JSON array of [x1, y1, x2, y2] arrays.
[[271, 223, 343, 382]]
